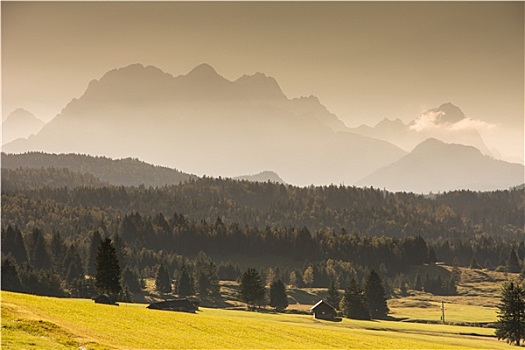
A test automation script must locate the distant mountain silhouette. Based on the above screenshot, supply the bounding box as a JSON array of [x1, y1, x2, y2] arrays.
[[4, 63, 406, 186], [357, 138, 524, 193], [2, 109, 45, 145], [1, 152, 196, 187], [234, 171, 286, 184], [350, 103, 493, 156]]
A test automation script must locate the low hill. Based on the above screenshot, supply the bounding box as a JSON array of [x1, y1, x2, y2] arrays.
[[2, 291, 509, 349], [1, 152, 197, 187], [357, 138, 524, 193]]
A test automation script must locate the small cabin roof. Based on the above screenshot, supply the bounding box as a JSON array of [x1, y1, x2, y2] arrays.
[[311, 300, 336, 311]]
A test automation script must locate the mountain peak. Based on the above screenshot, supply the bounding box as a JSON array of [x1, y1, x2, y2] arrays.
[[412, 138, 481, 157], [187, 63, 220, 78], [235, 72, 286, 99], [434, 103, 465, 124]]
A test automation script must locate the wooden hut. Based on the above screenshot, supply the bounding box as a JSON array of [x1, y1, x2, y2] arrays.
[[311, 300, 336, 320], [147, 298, 198, 313]]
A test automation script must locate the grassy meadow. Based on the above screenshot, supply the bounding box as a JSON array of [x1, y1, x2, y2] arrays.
[[2, 290, 513, 350]]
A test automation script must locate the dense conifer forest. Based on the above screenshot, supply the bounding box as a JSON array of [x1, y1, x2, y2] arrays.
[[1, 165, 523, 300]]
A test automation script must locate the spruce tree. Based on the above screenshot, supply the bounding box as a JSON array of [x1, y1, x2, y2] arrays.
[[507, 249, 521, 274], [1, 258, 22, 292], [269, 279, 288, 312], [29, 228, 52, 270], [240, 268, 266, 310], [365, 270, 389, 319], [340, 277, 370, 320], [496, 280, 525, 346], [95, 238, 121, 296], [155, 264, 172, 293], [176, 266, 193, 296], [327, 280, 341, 310], [87, 231, 102, 276]]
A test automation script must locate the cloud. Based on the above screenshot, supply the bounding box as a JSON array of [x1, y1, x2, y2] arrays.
[[450, 117, 496, 131], [409, 111, 444, 132], [410, 111, 496, 132]]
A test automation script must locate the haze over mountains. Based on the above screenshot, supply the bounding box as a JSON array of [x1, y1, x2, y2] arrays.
[[2, 109, 45, 145], [3, 63, 406, 186], [3, 63, 523, 192], [350, 103, 493, 156], [357, 138, 524, 193]]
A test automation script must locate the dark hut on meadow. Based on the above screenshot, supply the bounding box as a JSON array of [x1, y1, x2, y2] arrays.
[[311, 300, 336, 320], [147, 298, 198, 313]]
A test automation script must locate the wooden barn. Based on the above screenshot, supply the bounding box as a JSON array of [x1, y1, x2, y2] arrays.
[[311, 300, 336, 320], [147, 298, 198, 313]]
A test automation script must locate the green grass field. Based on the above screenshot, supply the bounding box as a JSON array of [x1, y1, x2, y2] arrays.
[[2, 291, 513, 350]]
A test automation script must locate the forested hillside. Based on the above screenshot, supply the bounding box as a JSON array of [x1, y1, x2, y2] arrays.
[[1, 164, 523, 300], [1, 152, 196, 187]]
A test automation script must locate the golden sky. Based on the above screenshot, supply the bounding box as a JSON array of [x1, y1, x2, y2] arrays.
[[2, 1, 524, 159]]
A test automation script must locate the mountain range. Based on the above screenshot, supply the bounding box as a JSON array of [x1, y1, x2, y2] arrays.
[[2, 63, 406, 186], [349, 103, 493, 156], [3, 63, 523, 191]]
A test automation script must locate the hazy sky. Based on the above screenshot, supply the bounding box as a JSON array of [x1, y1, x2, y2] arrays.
[[2, 1, 524, 159]]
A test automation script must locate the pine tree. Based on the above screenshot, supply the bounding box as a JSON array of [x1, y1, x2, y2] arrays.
[[507, 249, 521, 274], [155, 264, 172, 293], [49, 230, 66, 272], [327, 280, 341, 310], [95, 238, 121, 296], [87, 230, 102, 276], [1, 258, 22, 292], [495, 280, 525, 346], [1, 225, 28, 264], [176, 266, 193, 296], [365, 270, 389, 319], [240, 268, 266, 310], [29, 228, 52, 270], [340, 277, 370, 320], [269, 279, 288, 312], [63, 244, 85, 283]]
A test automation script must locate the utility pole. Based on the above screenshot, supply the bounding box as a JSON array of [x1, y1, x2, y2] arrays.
[[441, 300, 445, 324]]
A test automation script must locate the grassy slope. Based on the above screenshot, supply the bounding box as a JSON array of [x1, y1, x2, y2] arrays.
[[2, 291, 513, 350]]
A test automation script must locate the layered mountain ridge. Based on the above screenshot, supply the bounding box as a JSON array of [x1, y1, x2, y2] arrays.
[[4, 63, 406, 186]]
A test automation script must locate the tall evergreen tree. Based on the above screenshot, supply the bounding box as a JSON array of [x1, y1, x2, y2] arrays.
[[29, 228, 52, 270], [496, 280, 525, 346], [507, 249, 521, 274], [340, 277, 370, 320], [95, 238, 121, 295], [269, 279, 288, 312], [176, 266, 193, 296], [155, 263, 172, 293], [365, 270, 389, 319], [326, 280, 341, 310], [87, 230, 102, 276], [240, 268, 266, 310], [49, 230, 66, 272], [1, 258, 22, 292], [1, 225, 28, 264], [63, 244, 84, 283]]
